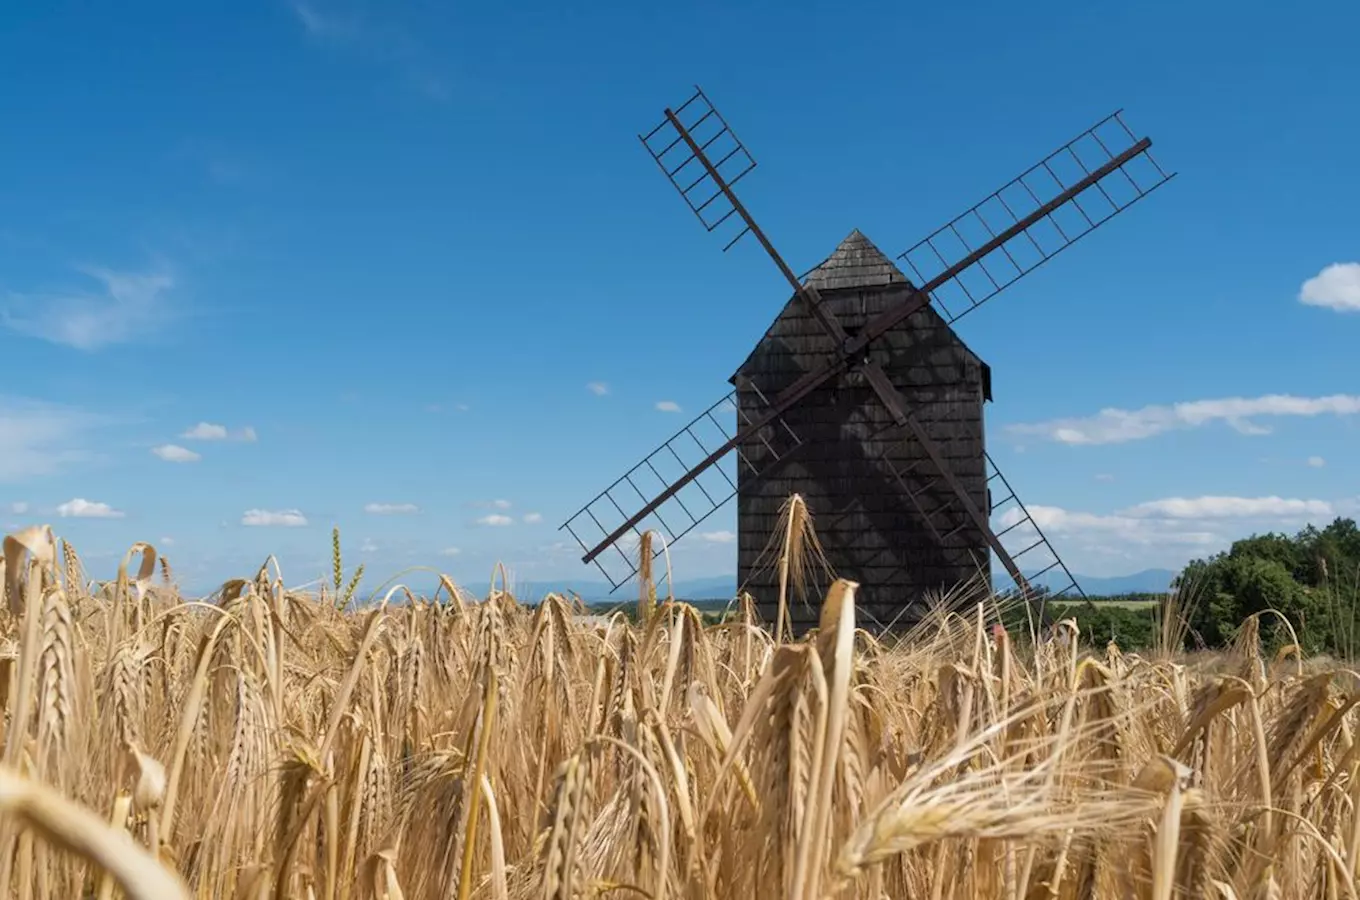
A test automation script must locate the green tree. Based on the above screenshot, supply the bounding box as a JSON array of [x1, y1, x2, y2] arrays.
[[1175, 517, 1359, 656]]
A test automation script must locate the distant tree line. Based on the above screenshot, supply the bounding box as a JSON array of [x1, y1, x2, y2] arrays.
[[1049, 517, 1360, 655], [583, 518, 1360, 657]]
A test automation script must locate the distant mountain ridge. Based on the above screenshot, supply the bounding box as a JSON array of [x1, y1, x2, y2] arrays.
[[509, 568, 1178, 603], [1037, 568, 1177, 596], [183, 568, 1177, 605]]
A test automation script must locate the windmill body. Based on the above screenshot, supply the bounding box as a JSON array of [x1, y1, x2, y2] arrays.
[[732, 229, 992, 629]]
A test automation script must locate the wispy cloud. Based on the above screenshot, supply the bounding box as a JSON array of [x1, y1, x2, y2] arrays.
[[169, 138, 257, 187], [9, 502, 29, 514], [587, 382, 609, 396], [241, 508, 308, 527], [655, 400, 681, 413], [181, 422, 257, 442], [182, 422, 227, 440], [1308, 456, 1327, 468], [995, 493, 1342, 572], [58, 498, 124, 519], [364, 502, 419, 515], [1008, 393, 1360, 446], [289, 1, 450, 101], [523, 512, 543, 524], [0, 397, 104, 482], [2, 267, 176, 351], [1300, 262, 1360, 312], [477, 514, 513, 527], [698, 530, 736, 543], [439, 547, 461, 556], [1122, 496, 1332, 519], [152, 444, 201, 463]]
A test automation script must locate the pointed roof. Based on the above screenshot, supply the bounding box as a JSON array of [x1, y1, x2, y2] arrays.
[[800, 228, 909, 292], [729, 227, 991, 395]]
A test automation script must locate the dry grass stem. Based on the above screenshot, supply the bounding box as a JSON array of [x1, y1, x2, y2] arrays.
[[0, 525, 1351, 899]]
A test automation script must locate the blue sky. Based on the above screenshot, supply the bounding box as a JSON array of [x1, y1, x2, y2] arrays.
[[1, 0, 1356, 596]]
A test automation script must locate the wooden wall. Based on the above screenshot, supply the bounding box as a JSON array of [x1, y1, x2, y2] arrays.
[[733, 281, 991, 632]]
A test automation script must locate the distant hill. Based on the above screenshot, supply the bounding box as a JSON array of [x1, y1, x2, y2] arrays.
[[509, 568, 1178, 603], [514, 574, 737, 603], [255, 568, 1177, 607], [1028, 567, 1177, 597]]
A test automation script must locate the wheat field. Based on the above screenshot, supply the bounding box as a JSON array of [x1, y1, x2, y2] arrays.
[[0, 519, 1356, 900]]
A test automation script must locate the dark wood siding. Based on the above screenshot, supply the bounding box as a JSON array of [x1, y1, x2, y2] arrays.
[[733, 281, 990, 632]]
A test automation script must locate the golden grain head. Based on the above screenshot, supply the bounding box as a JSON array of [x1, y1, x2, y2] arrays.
[[0, 524, 1352, 900]]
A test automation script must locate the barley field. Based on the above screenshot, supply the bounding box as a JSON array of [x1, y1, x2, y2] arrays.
[[0, 521, 1355, 900]]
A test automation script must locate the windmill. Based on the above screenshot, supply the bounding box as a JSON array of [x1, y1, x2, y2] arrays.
[[560, 86, 1174, 632]]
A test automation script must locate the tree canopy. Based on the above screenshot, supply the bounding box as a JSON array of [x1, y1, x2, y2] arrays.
[[1174, 517, 1360, 655], [1043, 517, 1360, 655]]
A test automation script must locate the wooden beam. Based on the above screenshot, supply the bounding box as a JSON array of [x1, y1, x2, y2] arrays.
[[858, 363, 1036, 601]]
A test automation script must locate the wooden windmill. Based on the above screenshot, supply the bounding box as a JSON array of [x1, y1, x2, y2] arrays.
[[560, 86, 1174, 632]]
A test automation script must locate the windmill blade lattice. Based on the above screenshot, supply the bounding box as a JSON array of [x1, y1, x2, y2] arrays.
[[639, 86, 760, 253], [881, 385, 1087, 604], [895, 111, 1174, 327], [848, 377, 1088, 616], [984, 453, 1087, 608], [559, 386, 803, 591]]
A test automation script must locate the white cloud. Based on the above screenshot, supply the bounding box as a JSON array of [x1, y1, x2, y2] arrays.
[[57, 498, 124, 519], [291, 0, 351, 38], [1123, 495, 1332, 520], [241, 508, 308, 527], [655, 401, 681, 413], [587, 381, 609, 396], [1299, 262, 1360, 312], [995, 506, 1215, 568], [160, 536, 175, 546], [182, 422, 226, 440], [1, 267, 174, 350], [9, 502, 28, 514], [152, 444, 201, 463], [523, 512, 543, 524], [439, 547, 462, 556], [364, 502, 419, 515], [1308, 456, 1327, 468], [0, 397, 104, 482], [477, 514, 513, 527], [181, 422, 256, 442], [1094, 473, 1115, 482], [359, 538, 378, 553], [493, 499, 511, 509], [993, 493, 1344, 575], [698, 530, 736, 543], [1008, 393, 1360, 446], [289, 1, 450, 101]]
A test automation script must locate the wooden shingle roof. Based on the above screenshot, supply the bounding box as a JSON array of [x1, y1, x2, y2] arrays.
[[728, 228, 992, 397], [799, 229, 909, 291]]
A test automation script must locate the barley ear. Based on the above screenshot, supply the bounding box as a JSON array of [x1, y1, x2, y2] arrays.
[[0, 765, 190, 900]]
